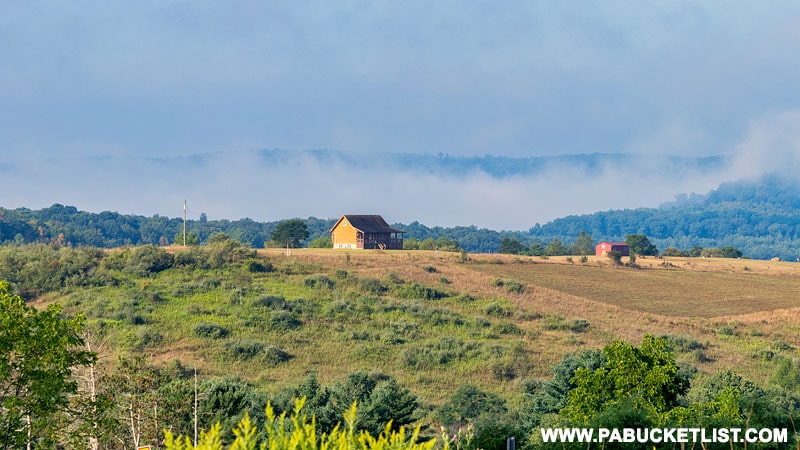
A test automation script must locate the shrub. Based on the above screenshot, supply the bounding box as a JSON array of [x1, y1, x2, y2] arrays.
[[304, 275, 334, 289], [393, 283, 446, 300], [772, 339, 794, 351], [125, 245, 174, 276], [246, 260, 273, 273], [491, 278, 524, 293], [358, 277, 387, 295], [224, 339, 265, 360], [194, 322, 229, 339], [661, 334, 705, 352], [484, 302, 512, 318], [568, 319, 591, 332], [422, 265, 437, 273], [264, 345, 293, 364], [492, 321, 523, 335], [490, 360, 517, 380], [334, 269, 348, 279], [269, 310, 302, 331], [251, 295, 287, 309]]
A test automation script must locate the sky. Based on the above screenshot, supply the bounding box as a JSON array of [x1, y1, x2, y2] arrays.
[[2, 1, 800, 229]]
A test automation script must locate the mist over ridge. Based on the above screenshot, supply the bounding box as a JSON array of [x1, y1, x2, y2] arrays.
[[0, 148, 739, 231]]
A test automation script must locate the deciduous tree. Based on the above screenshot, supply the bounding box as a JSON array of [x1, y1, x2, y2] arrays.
[[270, 219, 309, 248], [0, 281, 95, 448]]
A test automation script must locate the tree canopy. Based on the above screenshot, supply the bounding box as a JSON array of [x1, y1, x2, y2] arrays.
[[270, 219, 309, 248], [0, 281, 95, 448]]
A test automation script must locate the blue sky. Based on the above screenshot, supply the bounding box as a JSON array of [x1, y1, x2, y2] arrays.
[[2, 1, 800, 228]]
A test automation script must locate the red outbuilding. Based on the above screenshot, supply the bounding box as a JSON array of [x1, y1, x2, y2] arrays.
[[595, 242, 630, 257]]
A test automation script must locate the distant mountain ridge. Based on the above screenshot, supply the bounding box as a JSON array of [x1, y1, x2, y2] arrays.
[[248, 149, 731, 179], [26, 148, 729, 179]]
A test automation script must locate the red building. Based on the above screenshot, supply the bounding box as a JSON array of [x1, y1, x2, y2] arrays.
[[595, 242, 630, 257]]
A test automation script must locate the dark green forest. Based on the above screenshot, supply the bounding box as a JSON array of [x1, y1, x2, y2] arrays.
[[2, 173, 799, 259]]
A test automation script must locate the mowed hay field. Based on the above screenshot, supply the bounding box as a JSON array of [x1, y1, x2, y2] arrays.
[[470, 256, 800, 318]]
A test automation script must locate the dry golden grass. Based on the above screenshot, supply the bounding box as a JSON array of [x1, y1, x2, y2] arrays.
[[254, 249, 800, 383], [48, 247, 800, 399]]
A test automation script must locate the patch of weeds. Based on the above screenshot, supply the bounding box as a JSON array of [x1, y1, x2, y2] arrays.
[[136, 327, 164, 348], [246, 260, 273, 273], [383, 272, 403, 285], [752, 349, 776, 361], [278, 261, 321, 275], [491, 279, 525, 293], [489, 360, 517, 381], [304, 275, 334, 289], [492, 321, 523, 335], [568, 319, 591, 333], [565, 257, 574, 264], [194, 322, 229, 339], [517, 309, 542, 321], [269, 310, 302, 331], [439, 277, 451, 284], [716, 323, 740, 337], [693, 349, 714, 363], [264, 346, 293, 365], [484, 302, 512, 318], [251, 295, 288, 309], [394, 283, 446, 300], [661, 334, 706, 352], [454, 293, 476, 303], [402, 336, 482, 369], [543, 314, 566, 330], [579, 255, 589, 263], [422, 265, 438, 273], [474, 317, 491, 328], [358, 277, 387, 295], [381, 332, 405, 345], [333, 269, 348, 279], [186, 304, 211, 315], [346, 331, 372, 341], [772, 339, 794, 351], [224, 339, 265, 360]]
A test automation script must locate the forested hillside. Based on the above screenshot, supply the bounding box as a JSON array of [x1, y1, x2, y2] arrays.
[[524, 174, 800, 260], [2, 173, 799, 259]]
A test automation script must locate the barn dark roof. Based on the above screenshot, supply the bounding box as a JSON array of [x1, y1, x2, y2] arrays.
[[332, 215, 404, 233]]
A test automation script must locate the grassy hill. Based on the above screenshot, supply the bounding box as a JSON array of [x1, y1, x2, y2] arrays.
[[28, 246, 800, 405]]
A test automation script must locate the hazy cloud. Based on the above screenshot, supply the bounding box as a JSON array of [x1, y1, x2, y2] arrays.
[[2, 2, 800, 227]]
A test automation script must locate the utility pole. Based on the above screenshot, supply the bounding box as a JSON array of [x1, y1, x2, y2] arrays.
[[183, 200, 187, 247]]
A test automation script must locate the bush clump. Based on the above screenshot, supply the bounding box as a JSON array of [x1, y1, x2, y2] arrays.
[[304, 275, 334, 289], [251, 295, 288, 309], [224, 339, 265, 360], [269, 310, 302, 331], [484, 302, 512, 318], [393, 283, 446, 300], [568, 319, 591, 332], [194, 322, 229, 339]]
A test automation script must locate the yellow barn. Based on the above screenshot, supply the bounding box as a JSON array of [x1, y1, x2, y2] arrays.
[[329, 215, 404, 250]]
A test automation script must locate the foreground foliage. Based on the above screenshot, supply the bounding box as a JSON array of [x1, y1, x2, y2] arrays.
[[164, 399, 438, 450], [0, 281, 95, 448]]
